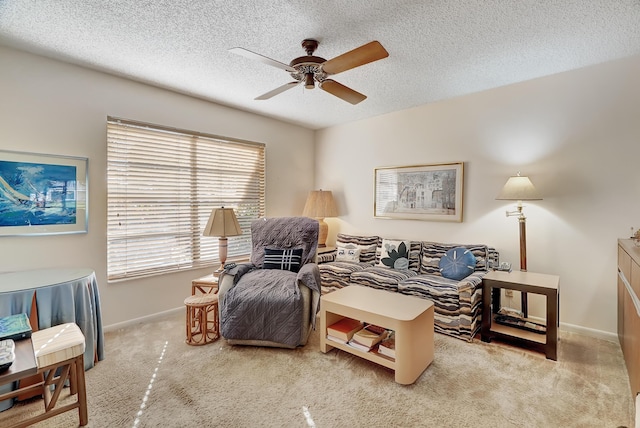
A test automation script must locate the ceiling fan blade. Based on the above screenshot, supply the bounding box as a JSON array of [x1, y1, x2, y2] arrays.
[[255, 81, 300, 100], [319, 79, 367, 105], [229, 47, 296, 73], [321, 41, 389, 75]]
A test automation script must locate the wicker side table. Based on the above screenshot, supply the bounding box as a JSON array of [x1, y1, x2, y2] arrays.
[[191, 274, 218, 295], [184, 294, 219, 346]]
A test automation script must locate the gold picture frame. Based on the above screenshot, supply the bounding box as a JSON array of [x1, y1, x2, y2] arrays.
[[374, 162, 464, 222]]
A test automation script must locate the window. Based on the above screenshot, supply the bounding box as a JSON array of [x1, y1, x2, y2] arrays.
[[106, 117, 265, 281]]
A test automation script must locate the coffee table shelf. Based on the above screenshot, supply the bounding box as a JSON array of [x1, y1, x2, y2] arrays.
[[320, 285, 434, 384], [324, 335, 396, 370]]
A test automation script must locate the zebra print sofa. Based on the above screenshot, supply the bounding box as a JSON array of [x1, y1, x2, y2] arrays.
[[319, 233, 499, 342]]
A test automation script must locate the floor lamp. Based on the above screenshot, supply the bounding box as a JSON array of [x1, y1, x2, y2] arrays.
[[302, 190, 338, 247], [203, 207, 242, 277], [496, 173, 542, 316]]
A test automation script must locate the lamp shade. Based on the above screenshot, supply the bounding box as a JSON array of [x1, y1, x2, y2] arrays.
[[202, 207, 242, 238], [496, 175, 542, 201], [302, 190, 338, 218]]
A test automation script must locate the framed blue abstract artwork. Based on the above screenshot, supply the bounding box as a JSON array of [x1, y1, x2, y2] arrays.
[[0, 150, 88, 236]]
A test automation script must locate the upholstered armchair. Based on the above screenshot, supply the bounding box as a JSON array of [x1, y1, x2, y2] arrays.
[[217, 217, 321, 348]]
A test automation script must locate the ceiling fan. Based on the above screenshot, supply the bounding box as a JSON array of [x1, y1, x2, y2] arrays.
[[229, 39, 389, 105]]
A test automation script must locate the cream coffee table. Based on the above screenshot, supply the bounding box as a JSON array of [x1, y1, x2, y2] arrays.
[[320, 285, 434, 384]]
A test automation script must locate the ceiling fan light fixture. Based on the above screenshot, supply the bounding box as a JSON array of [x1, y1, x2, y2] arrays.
[[231, 38, 388, 103], [304, 73, 315, 89]]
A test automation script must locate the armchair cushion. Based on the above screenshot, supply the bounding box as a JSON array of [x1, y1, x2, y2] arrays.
[[221, 269, 305, 347]]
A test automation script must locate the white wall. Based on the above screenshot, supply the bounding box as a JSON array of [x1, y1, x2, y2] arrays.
[[0, 46, 315, 327], [2, 43, 639, 339], [315, 55, 640, 339]]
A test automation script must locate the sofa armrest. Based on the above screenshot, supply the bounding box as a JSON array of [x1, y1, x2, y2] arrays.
[[218, 272, 234, 299], [456, 271, 486, 294], [317, 249, 337, 264], [218, 263, 254, 301]]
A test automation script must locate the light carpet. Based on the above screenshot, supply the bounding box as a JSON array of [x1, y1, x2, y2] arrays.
[[0, 311, 634, 427]]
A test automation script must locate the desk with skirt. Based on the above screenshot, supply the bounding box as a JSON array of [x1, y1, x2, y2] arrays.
[[0, 268, 104, 410]]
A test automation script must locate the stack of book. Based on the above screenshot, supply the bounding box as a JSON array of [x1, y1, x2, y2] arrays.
[[378, 334, 395, 359], [0, 313, 32, 341], [347, 324, 389, 352], [326, 318, 363, 344]]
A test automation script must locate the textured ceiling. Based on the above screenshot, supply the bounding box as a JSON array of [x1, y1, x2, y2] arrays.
[[1, 1, 640, 130]]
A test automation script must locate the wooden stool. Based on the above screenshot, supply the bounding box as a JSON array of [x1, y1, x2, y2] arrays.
[[184, 294, 219, 345], [8, 323, 88, 428]]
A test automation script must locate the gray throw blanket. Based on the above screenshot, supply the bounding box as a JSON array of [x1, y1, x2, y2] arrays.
[[220, 263, 321, 347], [220, 216, 321, 347]]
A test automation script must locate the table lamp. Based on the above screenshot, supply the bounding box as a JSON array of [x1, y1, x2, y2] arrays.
[[302, 190, 338, 247], [203, 207, 242, 276]]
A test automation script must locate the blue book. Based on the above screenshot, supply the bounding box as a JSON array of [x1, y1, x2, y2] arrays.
[[0, 313, 32, 341]]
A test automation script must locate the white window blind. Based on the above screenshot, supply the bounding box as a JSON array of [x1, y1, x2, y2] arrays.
[[106, 117, 265, 281]]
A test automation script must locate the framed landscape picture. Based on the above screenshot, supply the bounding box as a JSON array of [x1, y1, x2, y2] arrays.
[[0, 150, 88, 236], [374, 162, 464, 222]]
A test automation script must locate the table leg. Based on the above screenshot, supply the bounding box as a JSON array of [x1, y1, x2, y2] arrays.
[[491, 287, 501, 314], [18, 295, 43, 402], [481, 283, 492, 342], [545, 292, 558, 360]]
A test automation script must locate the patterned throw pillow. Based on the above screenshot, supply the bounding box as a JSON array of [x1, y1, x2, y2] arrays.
[[378, 239, 410, 270], [264, 248, 304, 272], [335, 234, 379, 265], [439, 247, 476, 280], [335, 245, 361, 262]]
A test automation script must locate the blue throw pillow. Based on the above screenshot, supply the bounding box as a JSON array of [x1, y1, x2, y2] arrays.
[[439, 247, 476, 280], [264, 248, 304, 273]]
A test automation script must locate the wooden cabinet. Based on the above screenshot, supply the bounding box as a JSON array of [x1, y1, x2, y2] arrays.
[[618, 239, 640, 398]]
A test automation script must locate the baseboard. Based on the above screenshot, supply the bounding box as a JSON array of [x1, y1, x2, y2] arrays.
[[636, 393, 639, 428], [523, 315, 618, 342], [102, 308, 618, 343], [103, 306, 183, 333], [558, 321, 618, 343]]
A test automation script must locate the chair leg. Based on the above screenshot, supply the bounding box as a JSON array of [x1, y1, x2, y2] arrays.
[[43, 363, 71, 412], [69, 359, 78, 396], [185, 306, 192, 343], [41, 368, 54, 410], [76, 355, 88, 426], [197, 306, 205, 337]]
